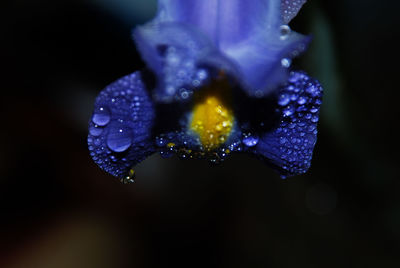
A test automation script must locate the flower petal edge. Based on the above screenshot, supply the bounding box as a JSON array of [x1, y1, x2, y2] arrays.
[[88, 71, 155, 179], [244, 71, 322, 177]]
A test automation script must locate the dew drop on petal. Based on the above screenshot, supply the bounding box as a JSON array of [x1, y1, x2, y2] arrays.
[[280, 137, 287, 144], [283, 106, 295, 117], [89, 125, 103, 136], [92, 106, 111, 126], [280, 25, 292, 40], [106, 126, 132, 152], [197, 69, 208, 80], [242, 135, 259, 147], [155, 136, 166, 147], [278, 94, 290, 106], [281, 58, 292, 68], [311, 115, 319, 123], [297, 96, 307, 105]]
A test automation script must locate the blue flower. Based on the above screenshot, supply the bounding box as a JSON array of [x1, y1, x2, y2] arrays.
[[88, 0, 322, 182]]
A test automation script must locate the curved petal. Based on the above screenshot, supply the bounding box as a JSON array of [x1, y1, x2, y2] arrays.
[[281, 0, 307, 24], [88, 72, 155, 179], [156, 0, 282, 48], [134, 22, 240, 102], [155, 0, 219, 41], [243, 71, 323, 177], [224, 30, 311, 97], [137, 0, 310, 98]]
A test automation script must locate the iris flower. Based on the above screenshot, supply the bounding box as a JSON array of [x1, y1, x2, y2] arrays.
[[88, 0, 322, 182]]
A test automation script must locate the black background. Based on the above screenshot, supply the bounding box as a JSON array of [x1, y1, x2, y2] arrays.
[[1, 0, 400, 267]]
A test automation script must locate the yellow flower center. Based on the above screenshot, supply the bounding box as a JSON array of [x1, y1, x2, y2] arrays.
[[190, 76, 234, 151]]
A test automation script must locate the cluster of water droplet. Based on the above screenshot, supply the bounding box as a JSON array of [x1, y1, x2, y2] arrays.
[[156, 44, 210, 102], [152, 125, 267, 164], [87, 72, 154, 180], [281, 0, 306, 24], [88, 130, 135, 179], [273, 71, 323, 176], [154, 130, 247, 164]]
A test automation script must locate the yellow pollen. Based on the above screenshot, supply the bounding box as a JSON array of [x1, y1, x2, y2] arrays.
[[190, 77, 234, 151]]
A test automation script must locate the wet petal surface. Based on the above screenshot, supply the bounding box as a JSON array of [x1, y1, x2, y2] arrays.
[[156, 0, 281, 48], [88, 72, 155, 179], [224, 28, 311, 97], [136, 0, 310, 98], [244, 71, 323, 177], [134, 22, 238, 102], [281, 0, 307, 24]]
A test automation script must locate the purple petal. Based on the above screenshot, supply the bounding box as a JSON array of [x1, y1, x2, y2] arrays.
[[244, 71, 323, 177], [88, 72, 155, 179], [156, 0, 281, 48], [134, 22, 240, 102], [281, 0, 307, 24], [224, 29, 311, 97], [137, 0, 311, 97]]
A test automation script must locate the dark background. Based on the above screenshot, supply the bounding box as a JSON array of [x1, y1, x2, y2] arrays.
[[1, 0, 400, 267]]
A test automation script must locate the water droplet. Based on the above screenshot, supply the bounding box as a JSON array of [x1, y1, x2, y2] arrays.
[[197, 69, 208, 80], [89, 125, 103, 136], [156, 137, 166, 147], [280, 137, 287, 144], [242, 135, 259, 147], [308, 125, 316, 132], [278, 94, 290, 106], [283, 106, 295, 117], [94, 138, 101, 146], [192, 79, 201, 87], [106, 126, 132, 152], [280, 25, 291, 40], [311, 115, 319, 123], [306, 84, 317, 94], [92, 106, 111, 126], [297, 97, 307, 105], [281, 58, 292, 68], [179, 88, 190, 99]]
